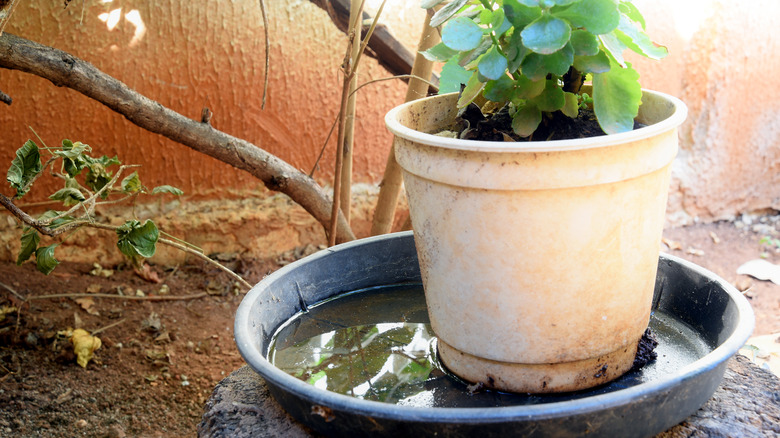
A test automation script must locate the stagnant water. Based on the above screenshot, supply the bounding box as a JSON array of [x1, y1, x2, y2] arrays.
[[269, 285, 711, 407]]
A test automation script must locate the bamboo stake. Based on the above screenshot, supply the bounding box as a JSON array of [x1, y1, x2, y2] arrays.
[[338, 0, 363, 226], [370, 11, 440, 236]]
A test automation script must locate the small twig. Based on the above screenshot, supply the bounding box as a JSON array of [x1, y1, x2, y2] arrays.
[[351, 74, 436, 99], [159, 237, 253, 290], [91, 318, 126, 336], [0, 89, 10, 105], [0, 280, 25, 301], [27, 292, 209, 301], [259, 0, 270, 110], [309, 110, 341, 177]]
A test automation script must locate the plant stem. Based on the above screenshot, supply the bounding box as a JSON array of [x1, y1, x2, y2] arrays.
[[0, 0, 21, 36], [339, 0, 363, 227]]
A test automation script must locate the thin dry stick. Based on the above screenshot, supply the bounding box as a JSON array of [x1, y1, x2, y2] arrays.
[[91, 318, 126, 336], [158, 237, 252, 290], [371, 10, 439, 236], [308, 74, 435, 178], [328, 0, 386, 246], [28, 292, 209, 301], [0, 0, 21, 36], [258, 0, 270, 109], [0, 280, 25, 301], [329, 0, 365, 246]]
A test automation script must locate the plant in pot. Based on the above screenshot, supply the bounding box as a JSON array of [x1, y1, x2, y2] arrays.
[[385, 0, 687, 393]]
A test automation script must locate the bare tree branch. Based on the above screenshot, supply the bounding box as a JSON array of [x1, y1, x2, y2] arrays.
[[0, 33, 355, 244]]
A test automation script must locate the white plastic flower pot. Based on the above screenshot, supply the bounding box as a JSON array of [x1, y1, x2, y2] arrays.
[[385, 90, 687, 393]]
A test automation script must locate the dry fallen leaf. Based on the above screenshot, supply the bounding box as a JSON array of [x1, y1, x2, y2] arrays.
[[0, 305, 17, 324], [70, 328, 102, 368], [737, 259, 780, 285], [709, 231, 721, 244], [661, 237, 682, 251], [686, 247, 705, 256], [134, 263, 162, 283], [74, 297, 100, 316], [86, 284, 102, 294]]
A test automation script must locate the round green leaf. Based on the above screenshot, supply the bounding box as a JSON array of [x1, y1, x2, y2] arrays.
[[561, 92, 580, 118], [521, 14, 571, 54], [570, 30, 599, 56], [484, 75, 516, 102], [521, 42, 574, 80], [511, 103, 542, 137], [478, 46, 509, 81], [592, 60, 642, 134], [573, 51, 611, 73], [532, 79, 565, 112], [552, 0, 619, 35], [442, 16, 485, 51]]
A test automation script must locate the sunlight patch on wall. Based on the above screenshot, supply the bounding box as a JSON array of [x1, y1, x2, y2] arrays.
[[97, 7, 147, 48]]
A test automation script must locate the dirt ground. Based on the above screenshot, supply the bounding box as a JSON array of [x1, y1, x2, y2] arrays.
[[0, 219, 778, 437]]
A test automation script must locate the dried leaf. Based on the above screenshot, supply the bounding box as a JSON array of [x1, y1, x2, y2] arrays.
[[0, 306, 17, 324], [709, 231, 721, 244], [74, 297, 100, 316], [86, 284, 102, 294], [686, 247, 704, 256], [70, 328, 102, 368], [661, 237, 682, 251], [737, 259, 780, 285], [134, 263, 162, 283], [141, 312, 162, 333]]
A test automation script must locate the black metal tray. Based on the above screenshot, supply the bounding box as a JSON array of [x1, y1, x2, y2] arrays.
[[234, 232, 754, 437]]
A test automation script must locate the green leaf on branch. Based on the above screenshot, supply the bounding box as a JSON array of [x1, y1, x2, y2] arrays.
[[520, 42, 574, 80], [116, 220, 159, 261], [484, 75, 516, 102], [17, 229, 40, 265], [592, 60, 642, 134], [35, 244, 60, 275], [511, 103, 542, 137], [7, 140, 42, 198], [420, 42, 459, 62], [615, 14, 667, 60], [38, 210, 75, 229], [532, 79, 565, 112], [570, 30, 600, 56], [58, 140, 91, 178], [619, 1, 646, 30], [439, 58, 472, 94], [599, 32, 628, 66], [151, 185, 183, 196], [573, 51, 611, 73], [506, 30, 530, 73], [552, 0, 619, 35], [457, 72, 486, 108], [562, 91, 580, 118], [429, 0, 470, 28], [511, 75, 546, 100], [478, 46, 509, 81], [521, 14, 571, 54], [503, 0, 542, 29], [442, 17, 483, 52], [49, 187, 86, 207], [121, 172, 142, 193]]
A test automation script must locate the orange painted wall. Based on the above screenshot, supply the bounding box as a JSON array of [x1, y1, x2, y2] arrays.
[[1, 0, 778, 224], [0, 0, 422, 202]]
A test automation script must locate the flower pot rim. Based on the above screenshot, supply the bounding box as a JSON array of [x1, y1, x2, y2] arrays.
[[385, 89, 687, 153]]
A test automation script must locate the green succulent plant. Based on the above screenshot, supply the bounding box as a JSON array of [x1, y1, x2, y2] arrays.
[[421, 0, 667, 137]]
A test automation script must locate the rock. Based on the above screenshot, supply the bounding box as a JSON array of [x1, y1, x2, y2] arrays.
[[199, 355, 780, 438]]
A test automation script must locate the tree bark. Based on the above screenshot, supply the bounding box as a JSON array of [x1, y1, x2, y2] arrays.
[[0, 33, 355, 244]]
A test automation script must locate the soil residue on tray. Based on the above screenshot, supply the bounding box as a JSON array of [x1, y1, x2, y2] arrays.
[[632, 328, 660, 371]]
